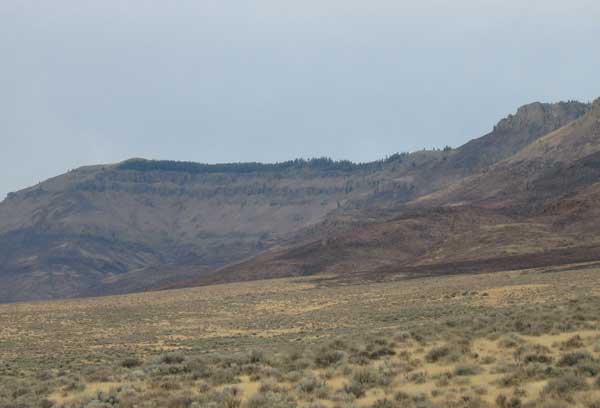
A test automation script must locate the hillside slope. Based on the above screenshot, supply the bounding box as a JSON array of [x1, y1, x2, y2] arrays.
[[197, 99, 600, 286], [0, 100, 592, 302], [0, 157, 451, 302]]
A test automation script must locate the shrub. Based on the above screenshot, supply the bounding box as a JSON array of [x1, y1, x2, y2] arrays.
[[258, 381, 286, 395], [376, 363, 396, 387], [496, 394, 522, 408], [560, 335, 584, 350], [558, 351, 594, 367], [542, 374, 588, 398], [371, 399, 397, 408], [40, 400, 54, 408], [454, 364, 482, 376], [577, 360, 600, 377], [514, 343, 552, 363], [160, 380, 181, 390], [245, 391, 297, 408], [498, 373, 522, 388], [456, 394, 488, 408], [352, 368, 378, 387], [344, 381, 366, 398], [297, 376, 326, 394], [208, 367, 239, 385], [366, 344, 396, 360], [217, 387, 242, 408], [349, 351, 371, 366], [523, 354, 552, 364], [283, 370, 305, 383], [164, 395, 194, 408], [121, 357, 142, 368], [433, 372, 452, 387], [394, 391, 411, 402], [406, 371, 427, 384], [85, 367, 114, 382], [498, 335, 524, 349], [247, 350, 265, 364], [425, 346, 450, 363], [160, 353, 186, 365], [314, 348, 344, 368]]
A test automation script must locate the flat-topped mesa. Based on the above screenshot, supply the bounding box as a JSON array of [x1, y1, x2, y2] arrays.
[[116, 157, 385, 175], [0, 97, 598, 303]]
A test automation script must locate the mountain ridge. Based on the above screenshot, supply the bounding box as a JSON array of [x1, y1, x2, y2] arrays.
[[0, 99, 597, 303], [180, 99, 600, 287]]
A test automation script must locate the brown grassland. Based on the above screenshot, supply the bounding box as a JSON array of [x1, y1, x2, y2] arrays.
[[2, 263, 600, 408]]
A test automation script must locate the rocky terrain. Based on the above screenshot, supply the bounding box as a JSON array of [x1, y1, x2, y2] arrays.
[[206, 100, 600, 285], [0, 99, 597, 303]]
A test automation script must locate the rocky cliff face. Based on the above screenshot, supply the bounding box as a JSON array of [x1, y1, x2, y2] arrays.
[[206, 101, 600, 287], [1, 159, 429, 301], [0, 100, 593, 302], [443, 100, 590, 174]]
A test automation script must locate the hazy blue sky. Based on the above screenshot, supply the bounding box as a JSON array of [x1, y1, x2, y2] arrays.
[[2, 0, 600, 199]]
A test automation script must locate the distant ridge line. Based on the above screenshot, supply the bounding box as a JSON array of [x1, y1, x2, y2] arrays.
[[116, 154, 415, 174]]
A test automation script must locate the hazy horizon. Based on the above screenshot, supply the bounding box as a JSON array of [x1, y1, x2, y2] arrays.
[[2, 0, 600, 199]]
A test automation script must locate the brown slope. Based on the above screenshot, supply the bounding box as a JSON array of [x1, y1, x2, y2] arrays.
[[0, 157, 453, 302], [192, 202, 591, 286], [0, 100, 592, 302], [445, 101, 590, 174], [419, 98, 600, 209], [197, 100, 600, 286], [343, 101, 591, 207]]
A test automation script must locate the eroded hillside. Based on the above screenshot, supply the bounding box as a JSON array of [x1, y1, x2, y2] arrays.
[[199, 100, 600, 286], [0, 100, 594, 302]]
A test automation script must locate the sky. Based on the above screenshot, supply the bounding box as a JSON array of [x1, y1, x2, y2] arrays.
[[2, 0, 600, 199]]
